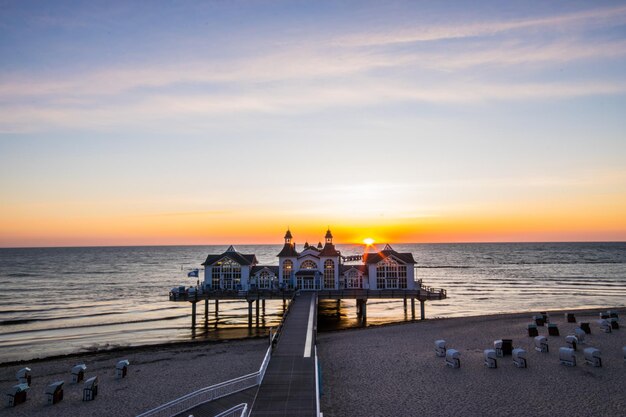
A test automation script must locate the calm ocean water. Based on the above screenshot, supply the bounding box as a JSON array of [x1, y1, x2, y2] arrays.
[[1, 242, 625, 363]]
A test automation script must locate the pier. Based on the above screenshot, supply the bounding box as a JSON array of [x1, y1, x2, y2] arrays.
[[250, 292, 318, 416], [171, 286, 447, 330]]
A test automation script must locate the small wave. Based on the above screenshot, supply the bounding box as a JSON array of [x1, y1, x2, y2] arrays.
[[0, 310, 145, 326], [5, 272, 38, 277], [501, 261, 626, 265], [0, 315, 188, 336], [416, 266, 473, 269]]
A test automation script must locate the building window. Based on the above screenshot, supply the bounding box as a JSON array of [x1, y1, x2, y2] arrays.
[[283, 260, 293, 288], [212, 258, 241, 290], [376, 258, 406, 289], [323, 259, 335, 289], [345, 270, 362, 289], [212, 267, 220, 289], [300, 260, 317, 269], [259, 270, 274, 289]]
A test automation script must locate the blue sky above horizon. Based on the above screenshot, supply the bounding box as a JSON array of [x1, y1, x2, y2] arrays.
[[1, 0, 626, 246]]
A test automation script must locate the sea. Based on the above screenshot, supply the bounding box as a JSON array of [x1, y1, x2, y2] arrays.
[[1, 242, 625, 363]]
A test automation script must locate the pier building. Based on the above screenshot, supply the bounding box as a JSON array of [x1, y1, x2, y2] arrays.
[[201, 229, 419, 292]]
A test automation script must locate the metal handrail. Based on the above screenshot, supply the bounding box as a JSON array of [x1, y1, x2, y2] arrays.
[[136, 295, 293, 417], [137, 345, 274, 417], [212, 403, 249, 417], [314, 345, 321, 417], [135, 372, 259, 417]]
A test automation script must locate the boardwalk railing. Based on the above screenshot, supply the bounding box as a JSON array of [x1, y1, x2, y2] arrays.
[[170, 285, 447, 302], [314, 288, 446, 300], [314, 345, 321, 417], [135, 366, 261, 417], [212, 403, 248, 417], [136, 295, 298, 417]]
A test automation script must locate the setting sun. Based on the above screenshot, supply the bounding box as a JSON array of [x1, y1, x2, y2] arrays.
[[363, 238, 375, 246]]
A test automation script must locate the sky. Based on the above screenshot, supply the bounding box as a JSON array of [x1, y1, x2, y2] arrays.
[[1, 0, 626, 247]]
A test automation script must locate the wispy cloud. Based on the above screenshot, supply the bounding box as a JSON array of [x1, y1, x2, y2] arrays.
[[2, 79, 626, 132], [335, 5, 626, 46], [2, 4, 626, 134]]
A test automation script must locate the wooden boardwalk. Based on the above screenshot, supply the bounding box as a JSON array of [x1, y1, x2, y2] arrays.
[[249, 292, 318, 417]]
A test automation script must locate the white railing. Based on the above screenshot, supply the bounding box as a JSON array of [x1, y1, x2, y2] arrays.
[[137, 340, 273, 417], [314, 345, 321, 417], [137, 293, 298, 417], [212, 403, 248, 417]]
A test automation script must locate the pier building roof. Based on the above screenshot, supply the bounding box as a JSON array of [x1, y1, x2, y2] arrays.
[[277, 243, 299, 257], [318, 243, 340, 257], [363, 244, 416, 264], [202, 245, 257, 266], [341, 264, 368, 274], [251, 265, 280, 275]]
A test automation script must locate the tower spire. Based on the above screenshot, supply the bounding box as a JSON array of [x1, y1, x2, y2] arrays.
[[325, 227, 333, 244]]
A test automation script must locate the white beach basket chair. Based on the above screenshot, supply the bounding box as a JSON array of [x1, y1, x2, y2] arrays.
[[597, 319, 612, 333], [445, 349, 461, 368], [565, 335, 578, 351], [71, 364, 87, 384], [513, 348, 527, 368], [574, 328, 586, 344], [83, 376, 98, 401], [16, 368, 31, 386], [559, 347, 576, 367], [534, 336, 548, 353], [435, 340, 446, 357], [583, 348, 601, 367], [484, 349, 497, 368], [116, 360, 130, 379]]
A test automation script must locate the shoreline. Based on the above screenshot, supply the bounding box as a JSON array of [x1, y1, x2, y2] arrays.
[[2, 305, 621, 367]]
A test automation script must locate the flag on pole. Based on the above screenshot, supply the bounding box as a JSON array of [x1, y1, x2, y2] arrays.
[[187, 269, 199, 278]]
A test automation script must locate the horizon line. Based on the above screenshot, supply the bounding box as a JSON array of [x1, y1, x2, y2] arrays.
[[2, 239, 625, 250]]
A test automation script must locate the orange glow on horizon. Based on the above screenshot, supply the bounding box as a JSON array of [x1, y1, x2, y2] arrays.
[[1, 192, 626, 247]]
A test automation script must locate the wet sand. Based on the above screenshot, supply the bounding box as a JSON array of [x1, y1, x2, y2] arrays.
[[318, 308, 626, 417]]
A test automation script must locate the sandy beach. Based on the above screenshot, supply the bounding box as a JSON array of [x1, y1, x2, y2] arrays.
[[318, 308, 626, 417], [0, 339, 267, 417], [2, 308, 624, 417]]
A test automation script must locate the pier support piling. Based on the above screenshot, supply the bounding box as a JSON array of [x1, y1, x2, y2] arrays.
[[256, 298, 260, 327], [403, 297, 407, 311], [248, 300, 253, 327], [191, 302, 197, 329], [204, 299, 209, 323], [420, 300, 425, 320], [215, 300, 219, 317], [411, 297, 415, 320], [362, 300, 367, 322]]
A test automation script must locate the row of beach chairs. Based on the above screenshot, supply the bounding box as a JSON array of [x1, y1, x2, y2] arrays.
[[6, 360, 129, 407], [528, 311, 618, 337], [435, 310, 622, 370], [436, 338, 626, 369], [435, 339, 528, 368]]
